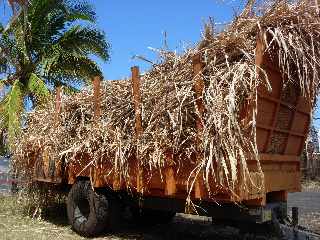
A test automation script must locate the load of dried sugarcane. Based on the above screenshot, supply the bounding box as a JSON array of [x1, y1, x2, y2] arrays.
[[12, 0, 320, 201]]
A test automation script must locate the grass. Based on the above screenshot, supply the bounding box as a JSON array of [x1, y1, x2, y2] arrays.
[[0, 194, 142, 240], [0, 194, 257, 240], [0, 195, 85, 240]]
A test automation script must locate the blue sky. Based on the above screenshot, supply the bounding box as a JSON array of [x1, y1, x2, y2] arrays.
[[90, 0, 244, 80]]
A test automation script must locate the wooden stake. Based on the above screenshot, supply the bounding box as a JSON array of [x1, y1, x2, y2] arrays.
[[165, 150, 176, 196], [192, 54, 206, 199], [131, 67, 143, 136], [131, 66, 144, 193], [193, 54, 206, 123]]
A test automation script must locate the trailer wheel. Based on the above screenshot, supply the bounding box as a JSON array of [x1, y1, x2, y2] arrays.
[[132, 208, 176, 225], [67, 180, 119, 236]]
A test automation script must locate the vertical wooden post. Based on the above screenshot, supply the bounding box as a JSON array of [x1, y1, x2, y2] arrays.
[[92, 76, 102, 188], [192, 54, 206, 199], [131, 66, 144, 193], [193, 54, 205, 126], [131, 67, 143, 136], [165, 150, 176, 196], [54, 85, 62, 124], [50, 85, 62, 182], [255, 31, 266, 68], [93, 76, 101, 121]]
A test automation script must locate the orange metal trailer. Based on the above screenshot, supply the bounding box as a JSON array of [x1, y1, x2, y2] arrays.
[[30, 36, 310, 236]]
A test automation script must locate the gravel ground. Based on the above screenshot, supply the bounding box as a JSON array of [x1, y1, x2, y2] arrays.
[[0, 158, 10, 194], [288, 191, 320, 234]]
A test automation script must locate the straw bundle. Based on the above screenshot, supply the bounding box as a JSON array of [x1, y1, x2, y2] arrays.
[[12, 0, 320, 201]]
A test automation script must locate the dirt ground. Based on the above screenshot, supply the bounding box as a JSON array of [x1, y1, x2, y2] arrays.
[[289, 180, 320, 234], [0, 160, 319, 240], [0, 196, 272, 240], [302, 179, 320, 192], [0, 186, 319, 240]]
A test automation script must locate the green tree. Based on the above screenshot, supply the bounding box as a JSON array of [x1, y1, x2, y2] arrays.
[[0, 0, 110, 150]]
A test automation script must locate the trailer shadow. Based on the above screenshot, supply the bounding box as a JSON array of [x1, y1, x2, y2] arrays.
[[41, 203, 69, 227], [42, 205, 276, 240], [27, 190, 320, 240]]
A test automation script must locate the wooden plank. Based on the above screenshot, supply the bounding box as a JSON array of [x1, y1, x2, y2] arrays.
[[93, 76, 101, 121], [258, 93, 310, 115], [164, 150, 176, 196], [255, 33, 281, 154], [112, 175, 121, 191], [131, 67, 143, 136], [193, 54, 206, 121], [264, 170, 300, 193], [284, 98, 300, 154], [243, 197, 266, 207], [255, 31, 266, 68], [192, 54, 207, 200], [265, 98, 282, 152], [255, 33, 301, 155], [258, 154, 300, 163], [257, 124, 305, 138], [131, 66, 144, 193]]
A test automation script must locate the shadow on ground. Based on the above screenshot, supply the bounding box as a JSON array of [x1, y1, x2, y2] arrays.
[[42, 203, 70, 227], [42, 203, 281, 240]]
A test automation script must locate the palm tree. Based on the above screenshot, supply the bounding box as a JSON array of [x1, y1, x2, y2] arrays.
[[0, 0, 110, 149], [7, 0, 28, 14]]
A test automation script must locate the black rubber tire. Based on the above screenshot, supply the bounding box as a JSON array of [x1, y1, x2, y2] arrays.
[[132, 207, 176, 226], [67, 180, 119, 237]]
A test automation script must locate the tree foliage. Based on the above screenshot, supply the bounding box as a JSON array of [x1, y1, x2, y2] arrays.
[[0, 0, 110, 151]]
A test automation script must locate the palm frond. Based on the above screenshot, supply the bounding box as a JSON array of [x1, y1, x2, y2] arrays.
[[28, 0, 97, 54], [0, 56, 8, 74], [27, 0, 67, 53], [49, 55, 102, 85], [56, 25, 110, 61], [60, 84, 80, 95], [0, 31, 25, 70], [0, 78, 7, 90], [12, 22, 29, 63], [0, 79, 24, 145], [65, 0, 96, 23], [28, 73, 50, 104]]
